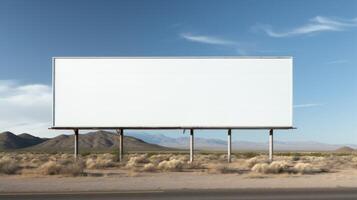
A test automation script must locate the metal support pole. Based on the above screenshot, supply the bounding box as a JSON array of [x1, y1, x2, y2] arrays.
[[116, 129, 124, 162], [269, 129, 274, 162], [190, 129, 194, 163], [227, 129, 232, 163], [74, 129, 79, 160]]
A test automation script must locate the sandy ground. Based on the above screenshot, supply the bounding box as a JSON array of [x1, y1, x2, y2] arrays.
[[1, 169, 357, 193]]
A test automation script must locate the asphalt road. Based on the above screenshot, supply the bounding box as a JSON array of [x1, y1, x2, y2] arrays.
[[1, 188, 357, 200]]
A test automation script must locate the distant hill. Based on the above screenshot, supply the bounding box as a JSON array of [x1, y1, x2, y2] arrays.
[[126, 132, 230, 150], [28, 131, 172, 152], [126, 132, 357, 151], [0, 131, 47, 150], [335, 146, 355, 153]]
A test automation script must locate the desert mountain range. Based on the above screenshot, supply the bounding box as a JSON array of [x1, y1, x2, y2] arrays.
[[0, 131, 170, 152], [126, 132, 357, 151], [0, 131, 356, 152]]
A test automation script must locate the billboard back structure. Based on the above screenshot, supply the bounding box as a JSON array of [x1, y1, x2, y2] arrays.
[[52, 57, 293, 129]]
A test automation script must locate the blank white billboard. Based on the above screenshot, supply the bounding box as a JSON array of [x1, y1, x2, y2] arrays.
[[52, 57, 293, 128]]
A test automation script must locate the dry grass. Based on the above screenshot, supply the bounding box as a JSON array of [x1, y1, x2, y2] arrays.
[[0, 152, 355, 176], [206, 163, 241, 174]]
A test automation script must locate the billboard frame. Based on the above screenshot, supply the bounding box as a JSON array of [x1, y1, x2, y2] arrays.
[[51, 56, 294, 130], [50, 56, 295, 163]]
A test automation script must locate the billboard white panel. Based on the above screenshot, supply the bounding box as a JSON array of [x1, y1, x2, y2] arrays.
[[52, 57, 293, 128]]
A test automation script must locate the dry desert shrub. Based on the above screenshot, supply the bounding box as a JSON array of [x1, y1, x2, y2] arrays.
[[60, 162, 84, 176], [60, 154, 72, 160], [299, 156, 325, 163], [245, 157, 261, 168], [293, 163, 323, 174], [218, 154, 237, 162], [136, 154, 203, 172], [0, 154, 13, 161], [317, 156, 351, 170], [251, 160, 325, 175], [0, 152, 349, 176], [85, 158, 98, 169], [98, 153, 116, 160], [48, 155, 58, 162], [37, 154, 50, 163], [251, 163, 270, 174], [352, 157, 357, 168], [86, 157, 115, 169], [218, 154, 228, 161], [58, 157, 74, 166], [157, 159, 184, 171], [206, 163, 239, 174], [38, 161, 61, 175], [169, 154, 189, 162], [196, 154, 219, 162], [268, 161, 290, 173], [251, 161, 290, 174], [184, 161, 203, 170], [125, 157, 139, 169], [245, 156, 269, 168], [352, 157, 357, 162], [85, 153, 116, 169], [141, 163, 157, 172], [28, 158, 43, 168], [228, 160, 251, 171], [1, 153, 48, 170], [19, 154, 31, 163], [149, 154, 172, 165], [27, 154, 56, 168], [132, 154, 149, 163], [125, 154, 149, 169], [291, 155, 301, 161], [0, 157, 20, 174], [38, 160, 84, 176]]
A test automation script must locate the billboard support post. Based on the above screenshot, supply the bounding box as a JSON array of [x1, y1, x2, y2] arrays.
[[190, 129, 194, 163], [228, 129, 232, 163], [74, 129, 79, 160], [116, 129, 124, 162], [269, 129, 274, 162]]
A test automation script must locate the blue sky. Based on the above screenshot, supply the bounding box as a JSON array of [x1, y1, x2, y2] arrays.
[[0, 0, 356, 144]]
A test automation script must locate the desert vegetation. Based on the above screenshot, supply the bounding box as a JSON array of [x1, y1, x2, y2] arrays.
[[0, 152, 356, 177]]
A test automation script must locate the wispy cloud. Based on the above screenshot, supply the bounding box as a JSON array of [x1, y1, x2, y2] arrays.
[[294, 103, 323, 108], [180, 32, 252, 54], [326, 59, 349, 65], [256, 16, 357, 37], [0, 80, 56, 137], [180, 32, 237, 46]]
